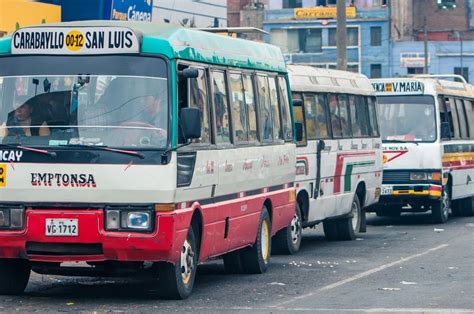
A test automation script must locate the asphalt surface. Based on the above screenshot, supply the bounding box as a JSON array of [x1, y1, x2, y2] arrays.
[[1, 212, 473, 313]]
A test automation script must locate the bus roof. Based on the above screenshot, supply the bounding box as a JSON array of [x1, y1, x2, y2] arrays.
[[371, 77, 474, 99], [0, 21, 287, 73], [287, 65, 374, 96]]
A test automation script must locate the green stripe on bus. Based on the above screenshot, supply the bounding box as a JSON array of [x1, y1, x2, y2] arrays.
[[344, 161, 376, 192]]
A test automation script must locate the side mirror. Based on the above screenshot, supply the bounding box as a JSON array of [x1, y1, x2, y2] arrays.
[[440, 122, 451, 139], [295, 122, 303, 142], [318, 139, 325, 151], [179, 67, 199, 79], [180, 107, 202, 140], [293, 99, 303, 107]]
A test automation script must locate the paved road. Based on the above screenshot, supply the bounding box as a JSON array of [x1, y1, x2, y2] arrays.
[[1, 213, 473, 313]]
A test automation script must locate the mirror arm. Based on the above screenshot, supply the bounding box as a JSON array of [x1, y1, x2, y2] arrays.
[[161, 140, 192, 157]]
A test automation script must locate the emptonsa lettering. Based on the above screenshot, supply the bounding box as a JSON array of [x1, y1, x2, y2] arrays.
[[31, 173, 96, 188], [11, 27, 139, 55]]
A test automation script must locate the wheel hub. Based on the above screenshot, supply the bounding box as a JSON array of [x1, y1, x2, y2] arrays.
[[180, 239, 194, 285], [290, 213, 302, 244]]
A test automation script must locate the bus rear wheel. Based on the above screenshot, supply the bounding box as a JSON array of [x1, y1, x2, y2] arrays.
[[157, 227, 197, 299], [273, 204, 302, 255], [0, 259, 30, 295], [240, 206, 271, 274], [323, 195, 361, 241], [432, 187, 450, 224]]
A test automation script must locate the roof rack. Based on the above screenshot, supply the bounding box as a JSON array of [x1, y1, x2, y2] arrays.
[[413, 74, 468, 84]]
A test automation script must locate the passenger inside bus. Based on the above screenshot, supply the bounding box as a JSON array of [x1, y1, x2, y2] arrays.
[[0, 95, 50, 138]]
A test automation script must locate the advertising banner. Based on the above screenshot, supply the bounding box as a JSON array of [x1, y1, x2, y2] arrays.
[[294, 6, 357, 19], [111, 0, 153, 22]]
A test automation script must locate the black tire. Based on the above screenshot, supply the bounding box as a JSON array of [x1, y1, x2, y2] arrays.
[[240, 206, 271, 274], [323, 219, 339, 241], [336, 195, 361, 241], [273, 204, 302, 255], [0, 259, 30, 295], [463, 196, 474, 217], [432, 187, 450, 224], [223, 250, 243, 274], [451, 199, 464, 217], [157, 227, 197, 299]]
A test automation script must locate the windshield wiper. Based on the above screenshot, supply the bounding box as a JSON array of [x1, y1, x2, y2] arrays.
[[59, 144, 145, 159], [0, 144, 57, 158], [383, 139, 419, 146]]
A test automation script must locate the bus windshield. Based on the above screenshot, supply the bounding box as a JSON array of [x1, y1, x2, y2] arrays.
[[0, 56, 168, 149], [377, 95, 436, 143]]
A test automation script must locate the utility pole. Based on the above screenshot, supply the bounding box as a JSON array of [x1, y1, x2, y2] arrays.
[[336, 0, 347, 71], [423, 16, 429, 74]]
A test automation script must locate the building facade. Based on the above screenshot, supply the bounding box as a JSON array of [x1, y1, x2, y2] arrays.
[[263, 1, 390, 78], [153, 0, 227, 28]]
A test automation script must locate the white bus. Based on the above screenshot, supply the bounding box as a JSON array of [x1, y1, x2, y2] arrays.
[[371, 75, 474, 223], [283, 65, 383, 246]]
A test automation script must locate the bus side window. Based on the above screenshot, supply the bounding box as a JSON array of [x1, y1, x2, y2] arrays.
[[292, 92, 306, 146], [455, 98, 469, 139], [229, 72, 248, 143], [277, 76, 293, 142], [189, 68, 210, 144], [211, 70, 231, 145], [243, 74, 258, 142], [256, 75, 273, 142], [464, 99, 474, 139], [328, 94, 342, 138], [367, 97, 380, 137], [355, 96, 370, 137], [348, 95, 361, 137], [337, 94, 352, 138], [268, 77, 282, 141], [446, 97, 460, 139], [303, 93, 317, 139]]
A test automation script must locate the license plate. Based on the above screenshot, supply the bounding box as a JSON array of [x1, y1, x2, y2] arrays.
[[381, 186, 393, 195], [45, 219, 78, 236]]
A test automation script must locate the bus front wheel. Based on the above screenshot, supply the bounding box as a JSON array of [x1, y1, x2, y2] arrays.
[[432, 187, 450, 224], [0, 259, 30, 295], [157, 227, 197, 299], [273, 204, 302, 255], [240, 206, 271, 274]]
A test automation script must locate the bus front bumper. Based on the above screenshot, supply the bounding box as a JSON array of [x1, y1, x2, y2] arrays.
[[377, 183, 442, 205], [0, 208, 191, 264]]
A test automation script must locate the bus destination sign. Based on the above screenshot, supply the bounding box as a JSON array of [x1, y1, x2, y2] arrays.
[[371, 80, 424, 95], [11, 27, 140, 55]]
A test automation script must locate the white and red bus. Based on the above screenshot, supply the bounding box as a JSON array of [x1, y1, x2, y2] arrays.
[[287, 65, 383, 244], [0, 22, 297, 299], [371, 76, 474, 222]]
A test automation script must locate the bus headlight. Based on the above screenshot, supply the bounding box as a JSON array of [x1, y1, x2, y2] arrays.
[[410, 172, 441, 181], [105, 208, 153, 231], [0, 207, 24, 229], [124, 212, 150, 230], [410, 172, 427, 180]]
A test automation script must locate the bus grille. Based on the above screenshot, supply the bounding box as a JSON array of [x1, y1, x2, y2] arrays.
[[26, 242, 103, 256], [382, 171, 410, 184]]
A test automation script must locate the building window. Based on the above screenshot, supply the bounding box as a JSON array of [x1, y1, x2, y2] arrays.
[[370, 64, 382, 78], [454, 67, 469, 82], [271, 28, 322, 53], [299, 29, 322, 53], [370, 27, 382, 46], [283, 0, 303, 8], [328, 28, 359, 47], [407, 67, 424, 75]]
